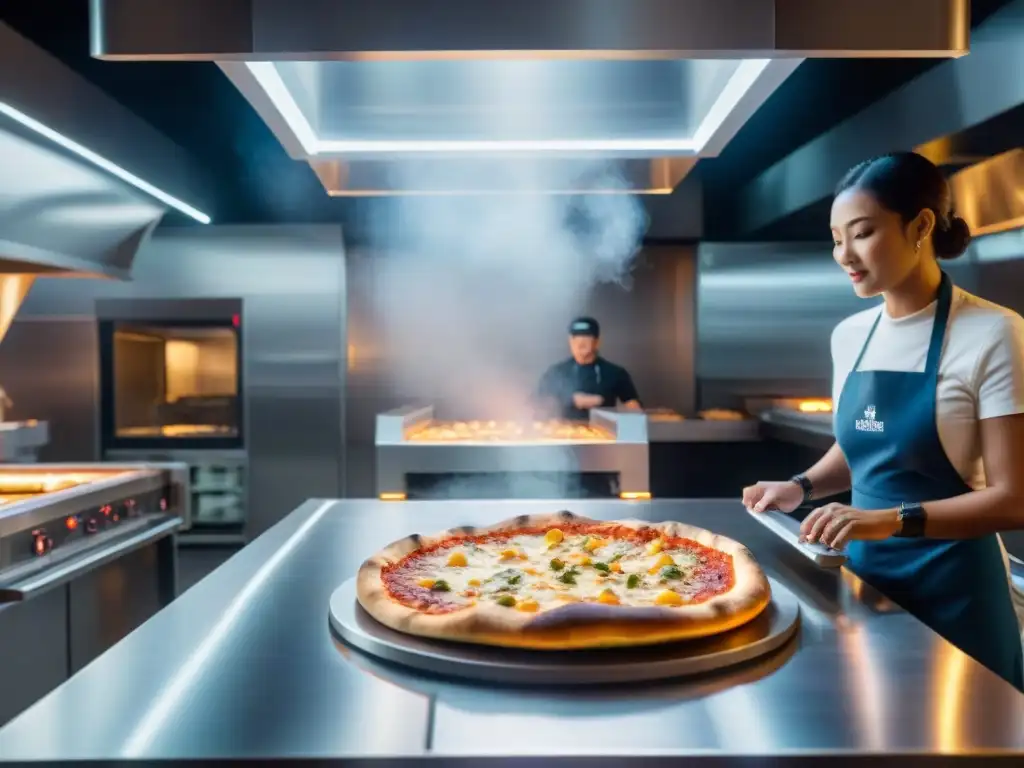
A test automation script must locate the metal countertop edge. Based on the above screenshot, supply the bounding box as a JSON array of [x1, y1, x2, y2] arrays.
[[4, 753, 1021, 766]]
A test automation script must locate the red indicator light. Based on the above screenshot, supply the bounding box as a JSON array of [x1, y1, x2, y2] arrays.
[[65, 517, 78, 531], [32, 531, 51, 556], [232, 313, 240, 328]]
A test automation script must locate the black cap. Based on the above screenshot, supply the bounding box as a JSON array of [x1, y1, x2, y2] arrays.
[[568, 317, 600, 338]]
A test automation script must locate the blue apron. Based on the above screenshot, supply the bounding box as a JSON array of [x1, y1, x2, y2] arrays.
[[835, 272, 1024, 691]]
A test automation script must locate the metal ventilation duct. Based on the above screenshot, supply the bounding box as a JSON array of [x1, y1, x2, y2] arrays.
[[951, 149, 1024, 239], [91, 0, 969, 196]]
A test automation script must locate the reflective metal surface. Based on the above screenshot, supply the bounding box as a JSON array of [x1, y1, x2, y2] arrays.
[[92, 0, 969, 59], [0, 462, 186, 539], [1, 498, 1022, 761], [0, 22, 210, 257], [9, 225, 347, 537], [375, 406, 649, 497], [94, 0, 966, 197], [746, 506, 846, 568], [331, 575, 800, 684], [694, 242, 976, 409], [644, 410, 760, 442], [219, 57, 797, 195], [738, 0, 1021, 236], [951, 148, 1024, 238]]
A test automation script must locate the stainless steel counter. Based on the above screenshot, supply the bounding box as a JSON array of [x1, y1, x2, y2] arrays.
[[2, 498, 1023, 764], [760, 408, 835, 451]]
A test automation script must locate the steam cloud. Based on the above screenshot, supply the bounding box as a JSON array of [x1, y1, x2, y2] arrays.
[[366, 160, 649, 421]]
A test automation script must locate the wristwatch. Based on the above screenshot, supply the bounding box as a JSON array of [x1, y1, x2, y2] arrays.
[[789, 474, 813, 504], [895, 501, 927, 538]]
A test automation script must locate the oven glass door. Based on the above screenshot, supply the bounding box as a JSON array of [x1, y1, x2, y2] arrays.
[[99, 319, 243, 451]]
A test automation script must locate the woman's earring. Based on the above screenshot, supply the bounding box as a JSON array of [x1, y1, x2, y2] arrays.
[[915, 241, 922, 252]]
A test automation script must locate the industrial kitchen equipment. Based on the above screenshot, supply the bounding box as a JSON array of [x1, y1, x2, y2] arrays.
[[0, 461, 188, 726], [757, 398, 834, 449], [97, 299, 246, 544], [643, 407, 760, 442], [375, 406, 649, 500]]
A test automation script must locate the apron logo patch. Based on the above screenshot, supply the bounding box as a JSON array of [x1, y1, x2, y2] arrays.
[[855, 404, 884, 433]]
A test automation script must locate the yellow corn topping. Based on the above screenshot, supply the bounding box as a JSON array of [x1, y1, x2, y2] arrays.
[[655, 590, 684, 606], [649, 553, 675, 574], [583, 537, 607, 553], [446, 551, 468, 567]]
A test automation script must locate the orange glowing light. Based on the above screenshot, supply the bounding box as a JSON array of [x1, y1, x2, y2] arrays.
[[65, 516, 78, 531], [408, 419, 608, 443], [379, 492, 407, 501], [620, 491, 652, 501], [797, 399, 833, 414]]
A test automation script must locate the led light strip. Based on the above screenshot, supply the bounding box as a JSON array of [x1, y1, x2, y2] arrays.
[[0, 101, 211, 224], [246, 59, 771, 156]]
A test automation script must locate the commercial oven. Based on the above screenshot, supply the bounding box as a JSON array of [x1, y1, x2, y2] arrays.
[[97, 299, 247, 544]]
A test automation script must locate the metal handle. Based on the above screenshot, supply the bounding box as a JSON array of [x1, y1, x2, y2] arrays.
[[0, 516, 182, 602], [745, 506, 847, 568]]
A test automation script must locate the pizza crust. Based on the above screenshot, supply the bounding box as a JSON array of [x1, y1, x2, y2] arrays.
[[356, 510, 771, 650]]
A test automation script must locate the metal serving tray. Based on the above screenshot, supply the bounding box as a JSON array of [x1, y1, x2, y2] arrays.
[[328, 576, 800, 686], [745, 506, 848, 568]]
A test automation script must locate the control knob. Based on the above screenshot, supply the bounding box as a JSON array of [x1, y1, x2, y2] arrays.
[[85, 518, 99, 535]]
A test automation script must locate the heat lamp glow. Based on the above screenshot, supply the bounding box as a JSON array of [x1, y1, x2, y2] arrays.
[[0, 101, 211, 224]]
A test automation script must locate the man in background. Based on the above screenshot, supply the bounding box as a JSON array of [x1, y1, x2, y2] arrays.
[[534, 317, 641, 420]]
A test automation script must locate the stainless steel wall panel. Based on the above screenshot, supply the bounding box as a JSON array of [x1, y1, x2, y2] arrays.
[[695, 241, 977, 407], [0, 317, 99, 461]]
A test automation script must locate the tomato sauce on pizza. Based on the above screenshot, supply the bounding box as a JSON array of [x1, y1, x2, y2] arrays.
[[381, 522, 735, 615]]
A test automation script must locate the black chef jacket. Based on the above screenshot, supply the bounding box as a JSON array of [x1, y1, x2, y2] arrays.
[[535, 357, 640, 420]]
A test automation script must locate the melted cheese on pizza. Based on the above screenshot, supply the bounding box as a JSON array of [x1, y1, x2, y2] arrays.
[[382, 526, 734, 614]]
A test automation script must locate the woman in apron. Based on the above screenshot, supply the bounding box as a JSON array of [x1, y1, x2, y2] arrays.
[[743, 152, 1024, 691]]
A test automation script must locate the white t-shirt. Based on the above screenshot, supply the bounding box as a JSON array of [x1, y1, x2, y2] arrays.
[[831, 286, 1024, 491]]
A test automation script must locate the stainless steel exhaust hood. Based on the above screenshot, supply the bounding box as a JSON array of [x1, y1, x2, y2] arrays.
[[91, 0, 970, 196], [951, 149, 1024, 240], [1, 20, 213, 281]]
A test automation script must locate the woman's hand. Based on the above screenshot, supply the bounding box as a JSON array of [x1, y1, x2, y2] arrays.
[[742, 481, 805, 514], [799, 503, 900, 550]]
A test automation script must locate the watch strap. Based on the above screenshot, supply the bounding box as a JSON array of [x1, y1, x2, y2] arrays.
[[790, 474, 813, 503], [895, 501, 926, 538]]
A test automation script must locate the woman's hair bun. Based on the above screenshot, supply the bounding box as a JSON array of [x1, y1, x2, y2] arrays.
[[933, 215, 971, 260]]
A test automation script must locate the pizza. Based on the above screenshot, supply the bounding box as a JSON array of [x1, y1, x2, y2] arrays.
[[356, 511, 771, 650]]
